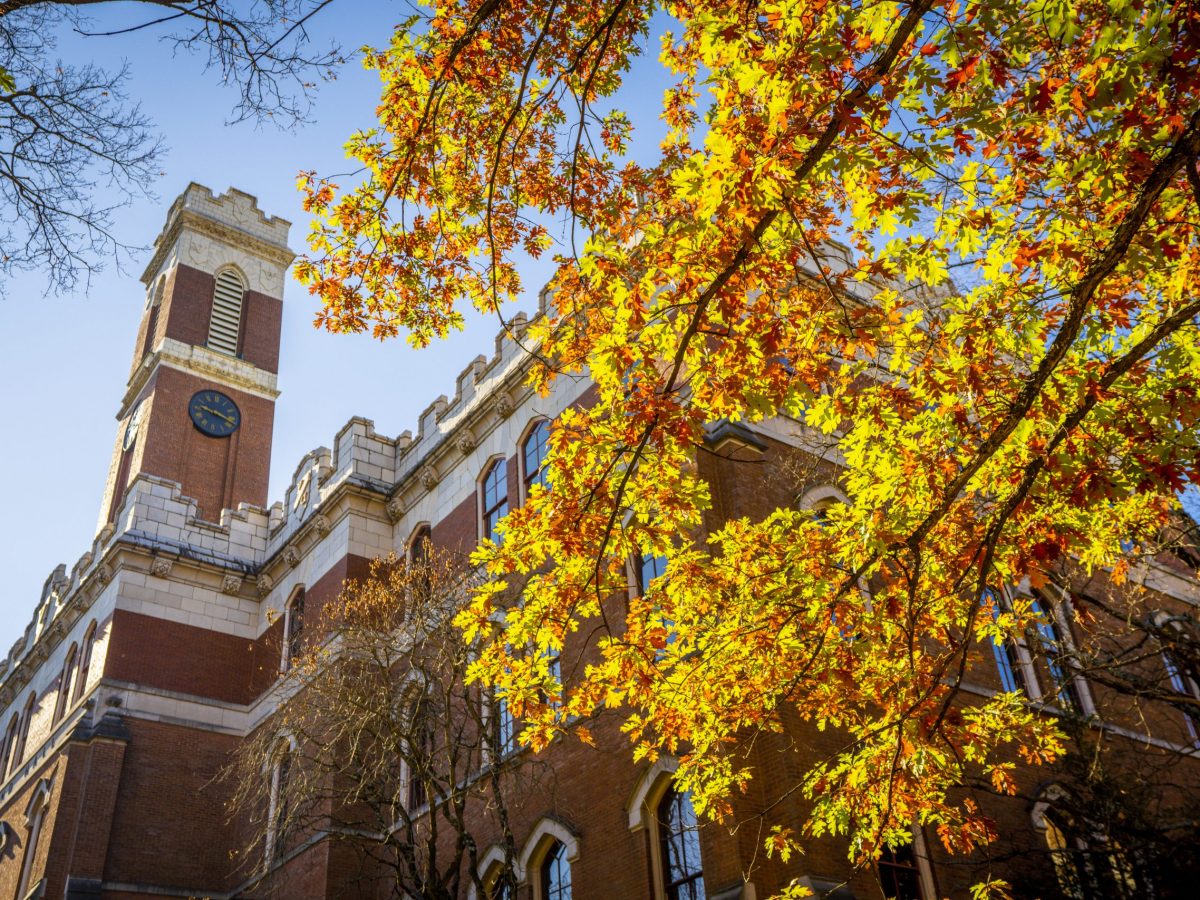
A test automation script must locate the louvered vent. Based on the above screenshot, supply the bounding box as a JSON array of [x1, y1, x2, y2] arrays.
[[207, 269, 245, 356]]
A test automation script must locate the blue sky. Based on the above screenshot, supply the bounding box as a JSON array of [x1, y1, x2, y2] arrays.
[[0, 1, 661, 653]]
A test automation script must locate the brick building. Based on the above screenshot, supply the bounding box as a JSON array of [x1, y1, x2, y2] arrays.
[[1, 184, 1198, 900]]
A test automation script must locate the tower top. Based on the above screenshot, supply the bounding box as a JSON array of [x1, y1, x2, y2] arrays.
[[140, 183, 294, 291]]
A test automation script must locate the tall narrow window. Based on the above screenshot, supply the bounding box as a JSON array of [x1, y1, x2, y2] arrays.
[[494, 693, 516, 757], [409, 526, 433, 600], [53, 644, 79, 724], [1029, 596, 1082, 711], [2, 714, 18, 779], [207, 268, 245, 356], [76, 620, 97, 702], [481, 459, 509, 542], [407, 711, 433, 810], [266, 741, 293, 862], [637, 552, 668, 596], [522, 420, 551, 494], [283, 589, 305, 671], [877, 844, 923, 900], [658, 785, 705, 900], [12, 693, 35, 771], [541, 840, 572, 900], [1163, 649, 1200, 743], [982, 590, 1030, 696], [16, 782, 50, 900]]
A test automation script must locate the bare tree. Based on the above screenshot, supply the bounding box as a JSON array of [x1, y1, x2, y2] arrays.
[[0, 0, 343, 292], [226, 549, 540, 899]]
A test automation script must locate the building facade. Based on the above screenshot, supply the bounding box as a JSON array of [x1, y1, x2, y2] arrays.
[[0, 185, 1198, 900]]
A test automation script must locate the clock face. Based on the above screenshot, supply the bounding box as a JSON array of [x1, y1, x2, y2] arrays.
[[123, 399, 148, 451], [188, 390, 241, 438]]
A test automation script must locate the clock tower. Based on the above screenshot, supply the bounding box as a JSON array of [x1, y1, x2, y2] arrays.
[[98, 184, 293, 527]]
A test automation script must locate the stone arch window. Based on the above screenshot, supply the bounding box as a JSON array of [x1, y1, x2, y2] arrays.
[[1032, 786, 1139, 899], [408, 524, 433, 600], [628, 758, 706, 900], [2, 714, 19, 780], [265, 734, 296, 863], [1028, 589, 1092, 715], [795, 484, 851, 525], [76, 619, 98, 702], [12, 692, 36, 772], [519, 818, 580, 900], [480, 456, 509, 543], [282, 586, 306, 672], [52, 642, 79, 724], [520, 418, 551, 499], [15, 777, 51, 899], [469, 845, 520, 900], [981, 588, 1036, 698], [207, 267, 246, 356]]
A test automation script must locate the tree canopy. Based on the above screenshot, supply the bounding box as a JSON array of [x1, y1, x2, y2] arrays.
[[298, 0, 1200, 892]]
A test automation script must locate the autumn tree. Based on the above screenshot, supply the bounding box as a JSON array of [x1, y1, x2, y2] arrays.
[[0, 0, 341, 292], [225, 550, 539, 898], [298, 0, 1200, 893]]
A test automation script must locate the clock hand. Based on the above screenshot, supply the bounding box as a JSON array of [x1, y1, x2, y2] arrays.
[[198, 405, 235, 425]]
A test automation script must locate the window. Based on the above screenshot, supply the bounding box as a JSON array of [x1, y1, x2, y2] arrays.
[[1162, 649, 1200, 744], [12, 693, 35, 772], [52, 643, 79, 724], [522, 420, 551, 494], [484, 863, 516, 900], [481, 459, 509, 542], [406, 710, 433, 811], [76, 620, 97, 702], [16, 780, 50, 900], [265, 740, 293, 862], [982, 590, 1031, 696], [878, 844, 923, 900], [637, 552, 668, 596], [494, 693, 516, 757], [2, 715, 18, 779], [283, 588, 305, 671], [1029, 596, 1082, 712], [409, 526, 433, 600], [657, 785, 705, 900], [207, 268, 245, 356], [540, 840, 572, 900]]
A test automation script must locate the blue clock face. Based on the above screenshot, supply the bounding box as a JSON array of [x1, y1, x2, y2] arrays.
[[188, 390, 241, 437]]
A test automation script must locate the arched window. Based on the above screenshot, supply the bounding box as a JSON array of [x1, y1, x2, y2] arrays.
[[282, 588, 305, 671], [540, 840, 572, 900], [12, 693, 36, 771], [657, 785, 705, 900], [1029, 594, 1084, 712], [480, 458, 508, 542], [522, 420, 551, 495], [207, 268, 246, 356], [406, 707, 433, 811], [53, 643, 79, 724], [265, 738, 294, 862], [409, 525, 433, 600], [481, 459, 509, 542], [16, 779, 51, 899], [476, 847, 519, 900], [2, 714, 19, 779], [76, 620, 97, 702], [981, 589, 1032, 697]]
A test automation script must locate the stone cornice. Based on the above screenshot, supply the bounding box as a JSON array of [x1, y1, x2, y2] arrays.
[[119, 337, 279, 417]]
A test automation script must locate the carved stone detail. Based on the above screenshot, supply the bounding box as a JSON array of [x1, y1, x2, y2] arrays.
[[149, 557, 172, 578], [257, 574, 275, 598], [284, 547, 300, 569], [312, 514, 331, 536], [494, 393, 514, 419], [456, 431, 476, 455], [94, 564, 113, 586], [385, 495, 405, 524], [221, 574, 243, 596], [419, 467, 438, 491]]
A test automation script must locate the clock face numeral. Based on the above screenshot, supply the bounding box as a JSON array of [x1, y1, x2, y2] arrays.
[[188, 390, 241, 438]]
